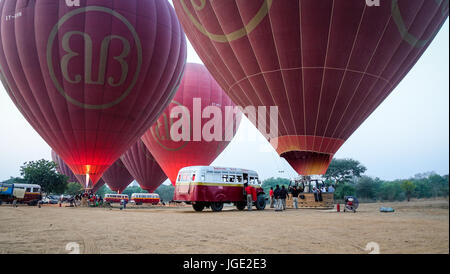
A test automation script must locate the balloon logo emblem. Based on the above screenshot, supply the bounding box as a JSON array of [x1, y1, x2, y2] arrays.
[[179, 0, 273, 42], [150, 100, 190, 152], [392, 0, 449, 48], [46, 6, 143, 109]]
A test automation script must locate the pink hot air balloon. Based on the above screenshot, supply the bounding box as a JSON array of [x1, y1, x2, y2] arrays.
[[142, 63, 241, 184], [102, 159, 134, 194], [121, 140, 167, 193], [0, 0, 186, 184]]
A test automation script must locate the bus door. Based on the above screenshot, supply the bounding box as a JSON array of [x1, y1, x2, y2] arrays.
[[243, 173, 248, 184]]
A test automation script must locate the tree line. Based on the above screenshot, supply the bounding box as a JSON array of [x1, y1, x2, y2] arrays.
[[262, 159, 448, 202], [2, 158, 448, 203]]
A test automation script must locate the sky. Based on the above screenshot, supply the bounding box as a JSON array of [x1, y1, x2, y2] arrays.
[[0, 10, 448, 184]]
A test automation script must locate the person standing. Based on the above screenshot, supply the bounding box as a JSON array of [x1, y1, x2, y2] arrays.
[[328, 185, 335, 193], [280, 186, 288, 210], [245, 183, 253, 211], [269, 187, 274, 208], [274, 185, 281, 211], [290, 186, 300, 209]]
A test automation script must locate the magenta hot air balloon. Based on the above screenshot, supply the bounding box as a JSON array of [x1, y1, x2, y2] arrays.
[[91, 179, 105, 194], [102, 159, 134, 194], [121, 139, 167, 193], [174, 0, 448, 175], [51, 150, 78, 183], [0, 0, 186, 184]]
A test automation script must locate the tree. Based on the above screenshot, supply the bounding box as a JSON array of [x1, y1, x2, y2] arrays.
[[324, 158, 367, 185], [334, 184, 355, 200], [95, 185, 114, 197], [154, 184, 175, 202], [1, 177, 26, 184], [355, 176, 381, 199], [400, 181, 416, 202], [65, 182, 84, 196], [20, 159, 67, 194]]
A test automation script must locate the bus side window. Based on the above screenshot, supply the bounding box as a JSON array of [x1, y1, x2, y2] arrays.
[[201, 173, 205, 182], [26, 187, 31, 192], [236, 175, 242, 182], [229, 175, 235, 183]]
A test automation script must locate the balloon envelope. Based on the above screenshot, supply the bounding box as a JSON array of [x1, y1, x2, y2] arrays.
[[0, 0, 186, 183], [174, 0, 448, 175], [121, 140, 167, 193], [91, 180, 105, 194], [52, 149, 105, 189], [102, 159, 134, 194], [142, 63, 241, 184], [51, 150, 78, 183]]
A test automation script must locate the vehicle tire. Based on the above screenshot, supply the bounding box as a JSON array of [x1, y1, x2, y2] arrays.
[[236, 202, 246, 211], [255, 195, 266, 210], [210, 202, 223, 212], [193, 203, 205, 212]]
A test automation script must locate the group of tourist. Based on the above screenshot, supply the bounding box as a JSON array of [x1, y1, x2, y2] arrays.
[[69, 192, 103, 207], [269, 185, 289, 211]]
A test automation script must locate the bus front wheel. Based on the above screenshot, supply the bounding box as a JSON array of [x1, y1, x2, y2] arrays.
[[211, 202, 223, 212], [193, 203, 205, 212]]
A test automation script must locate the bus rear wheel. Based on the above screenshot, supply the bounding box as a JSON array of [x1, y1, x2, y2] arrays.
[[211, 202, 223, 212], [193, 203, 205, 212], [236, 202, 246, 211], [255, 195, 266, 210]]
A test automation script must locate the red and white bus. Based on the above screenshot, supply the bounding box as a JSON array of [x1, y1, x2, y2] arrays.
[[174, 166, 266, 212], [104, 194, 129, 204], [131, 193, 160, 205]]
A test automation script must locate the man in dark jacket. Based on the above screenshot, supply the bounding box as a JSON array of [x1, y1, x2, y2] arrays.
[[273, 185, 281, 211], [280, 186, 288, 210], [290, 186, 300, 209]]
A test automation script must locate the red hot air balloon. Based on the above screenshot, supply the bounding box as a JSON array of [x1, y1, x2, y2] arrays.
[[0, 0, 186, 184], [142, 63, 241, 184], [174, 0, 448, 175], [74, 174, 106, 191], [121, 139, 167, 193], [102, 159, 134, 194], [52, 149, 105, 189]]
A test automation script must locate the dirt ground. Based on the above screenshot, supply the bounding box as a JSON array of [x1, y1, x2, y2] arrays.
[[0, 199, 448, 254]]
